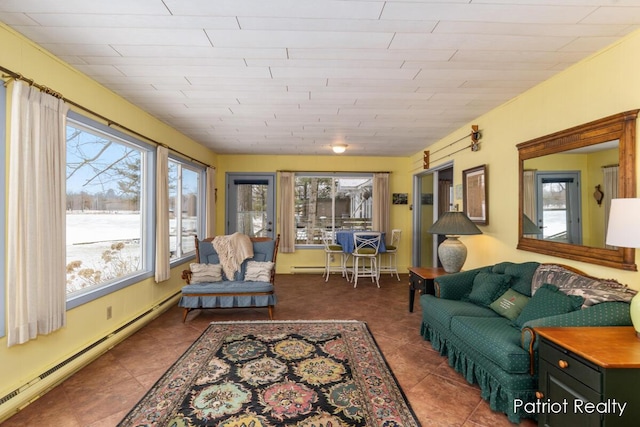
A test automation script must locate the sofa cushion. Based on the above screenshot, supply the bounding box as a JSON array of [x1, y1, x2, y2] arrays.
[[468, 272, 512, 306], [450, 316, 531, 374], [503, 262, 540, 296], [421, 294, 499, 329], [489, 289, 530, 320], [244, 261, 274, 282], [513, 284, 584, 329], [189, 263, 223, 283]]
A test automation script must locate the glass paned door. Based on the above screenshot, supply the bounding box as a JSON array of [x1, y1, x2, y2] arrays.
[[536, 171, 582, 244], [226, 173, 275, 238]]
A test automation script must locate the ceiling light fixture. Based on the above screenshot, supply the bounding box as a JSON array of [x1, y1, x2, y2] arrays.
[[332, 144, 348, 154]]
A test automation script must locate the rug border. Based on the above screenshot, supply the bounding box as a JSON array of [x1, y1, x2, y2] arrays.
[[119, 319, 422, 426]]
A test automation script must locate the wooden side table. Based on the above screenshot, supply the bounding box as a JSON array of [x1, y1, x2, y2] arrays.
[[535, 326, 640, 426], [407, 267, 447, 312]]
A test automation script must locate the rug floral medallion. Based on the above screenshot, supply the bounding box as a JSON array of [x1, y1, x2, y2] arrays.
[[119, 320, 420, 427]]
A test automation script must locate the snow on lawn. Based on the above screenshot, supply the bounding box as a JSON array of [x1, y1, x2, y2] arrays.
[[66, 212, 141, 293]]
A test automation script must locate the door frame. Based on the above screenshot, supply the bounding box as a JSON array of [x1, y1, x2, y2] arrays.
[[412, 161, 453, 268], [225, 173, 276, 239]]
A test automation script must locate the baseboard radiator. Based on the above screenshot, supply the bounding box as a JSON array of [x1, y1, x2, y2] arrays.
[[0, 291, 181, 419], [290, 266, 325, 274]]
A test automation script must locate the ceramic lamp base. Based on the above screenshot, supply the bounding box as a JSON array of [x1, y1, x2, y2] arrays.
[[437, 236, 467, 273]]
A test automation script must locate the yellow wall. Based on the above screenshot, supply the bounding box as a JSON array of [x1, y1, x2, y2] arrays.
[[409, 29, 640, 288], [216, 155, 413, 273], [0, 23, 218, 418]]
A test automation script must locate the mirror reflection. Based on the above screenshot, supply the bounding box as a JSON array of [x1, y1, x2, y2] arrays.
[[517, 110, 637, 271], [522, 140, 619, 248]]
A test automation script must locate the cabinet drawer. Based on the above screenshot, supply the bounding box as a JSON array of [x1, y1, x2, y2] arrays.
[[540, 339, 601, 393]]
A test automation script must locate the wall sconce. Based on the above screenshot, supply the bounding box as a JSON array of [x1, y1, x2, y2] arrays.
[[332, 144, 347, 154], [593, 185, 604, 206]]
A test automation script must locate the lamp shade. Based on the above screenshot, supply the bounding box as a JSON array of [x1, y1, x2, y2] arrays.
[[605, 198, 640, 339], [522, 214, 542, 235], [605, 198, 640, 247], [428, 211, 482, 273], [428, 211, 482, 236]]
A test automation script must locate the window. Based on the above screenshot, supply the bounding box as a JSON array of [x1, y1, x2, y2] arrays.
[[295, 174, 373, 245], [169, 158, 203, 260], [66, 113, 152, 304]]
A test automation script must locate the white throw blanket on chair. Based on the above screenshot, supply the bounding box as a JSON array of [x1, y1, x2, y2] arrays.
[[212, 232, 254, 280]]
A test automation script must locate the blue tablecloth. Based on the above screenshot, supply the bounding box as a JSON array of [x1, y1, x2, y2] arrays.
[[335, 230, 386, 253]]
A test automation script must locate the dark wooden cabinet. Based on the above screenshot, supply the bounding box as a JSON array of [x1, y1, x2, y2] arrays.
[[407, 267, 446, 312], [536, 327, 640, 427]]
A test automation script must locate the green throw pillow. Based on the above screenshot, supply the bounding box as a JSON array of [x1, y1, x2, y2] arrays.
[[467, 272, 512, 307], [514, 284, 585, 328], [489, 288, 530, 320]]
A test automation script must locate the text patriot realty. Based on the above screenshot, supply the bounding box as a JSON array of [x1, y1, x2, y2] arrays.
[[514, 398, 627, 416]]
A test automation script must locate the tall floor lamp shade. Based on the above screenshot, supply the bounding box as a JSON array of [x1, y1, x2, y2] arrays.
[[606, 198, 640, 338], [428, 211, 482, 273]]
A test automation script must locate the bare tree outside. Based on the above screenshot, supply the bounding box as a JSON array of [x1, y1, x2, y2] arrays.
[[66, 123, 143, 294]]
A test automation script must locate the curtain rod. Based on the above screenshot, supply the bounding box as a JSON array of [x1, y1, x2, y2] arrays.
[[0, 65, 211, 169], [277, 170, 391, 174]]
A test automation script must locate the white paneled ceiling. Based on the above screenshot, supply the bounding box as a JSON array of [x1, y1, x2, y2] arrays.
[[2, 0, 640, 156]]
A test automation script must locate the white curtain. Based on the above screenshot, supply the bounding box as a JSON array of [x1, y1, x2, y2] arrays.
[[603, 165, 618, 248], [372, 173, 390, 238], [278, 172, 295, 253], [205, 167, 216, 237], [7, 81, 69, 347], [523, 170, 536, 222], [438, 179, 452, 214], [154, 146, 170, 282]]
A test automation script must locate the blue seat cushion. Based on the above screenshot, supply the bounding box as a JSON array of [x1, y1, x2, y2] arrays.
[[179, 281, 276, 310], [182, 281, 273, 294], [450, 316, 530, 374], [421, 294, 499, 329]]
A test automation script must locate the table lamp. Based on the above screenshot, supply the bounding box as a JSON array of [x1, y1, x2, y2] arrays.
[[605, 198, 640, 337], [428, 211, 482, 273]]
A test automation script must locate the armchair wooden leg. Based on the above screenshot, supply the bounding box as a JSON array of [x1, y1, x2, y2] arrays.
[[268, 305, 274, 320], [182, 308, 190, 322]]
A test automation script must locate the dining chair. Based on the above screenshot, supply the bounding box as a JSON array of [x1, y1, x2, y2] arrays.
[[379, 229, 401, 281], [321, 229, 349, 281], [351, 232, 381, 288]]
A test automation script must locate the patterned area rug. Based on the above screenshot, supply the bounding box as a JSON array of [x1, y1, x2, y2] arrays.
[[118, 320, 420, 426]]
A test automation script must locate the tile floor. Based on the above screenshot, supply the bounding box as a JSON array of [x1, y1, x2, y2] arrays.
[[2, 273, 537, 426]]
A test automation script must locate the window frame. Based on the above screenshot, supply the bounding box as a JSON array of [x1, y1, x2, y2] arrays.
[[66, 111, 155, 310], [294, 172, 374, 249], [168, 155, 205, 265], [0, 83, 6, 337]]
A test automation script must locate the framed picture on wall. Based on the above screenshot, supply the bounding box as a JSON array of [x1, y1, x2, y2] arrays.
[[463, 164, 487, 225], [392, 193, 408, 205]]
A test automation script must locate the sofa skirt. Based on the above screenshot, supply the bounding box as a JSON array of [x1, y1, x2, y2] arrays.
[[421, 321, 537, 423]]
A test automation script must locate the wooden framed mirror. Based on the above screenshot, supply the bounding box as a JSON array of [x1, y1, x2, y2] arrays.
[[517, 110, 638, 271]]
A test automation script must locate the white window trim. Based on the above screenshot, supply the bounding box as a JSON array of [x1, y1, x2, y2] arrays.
[[66, 111, 155, 310], [168, 155, 205, 265]]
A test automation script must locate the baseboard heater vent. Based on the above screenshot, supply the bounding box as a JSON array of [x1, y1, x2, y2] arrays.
[[0, 291, 180, 407], [290, 266, 325, 274]]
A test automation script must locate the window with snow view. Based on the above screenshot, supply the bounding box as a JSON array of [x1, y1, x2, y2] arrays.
[[66, 116, 150, 298]]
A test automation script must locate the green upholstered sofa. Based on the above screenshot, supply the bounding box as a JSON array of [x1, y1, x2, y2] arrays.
[[420, 261, 634, 423]]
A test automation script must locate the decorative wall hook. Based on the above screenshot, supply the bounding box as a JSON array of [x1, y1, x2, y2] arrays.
[[593, 185, 604, 206]]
